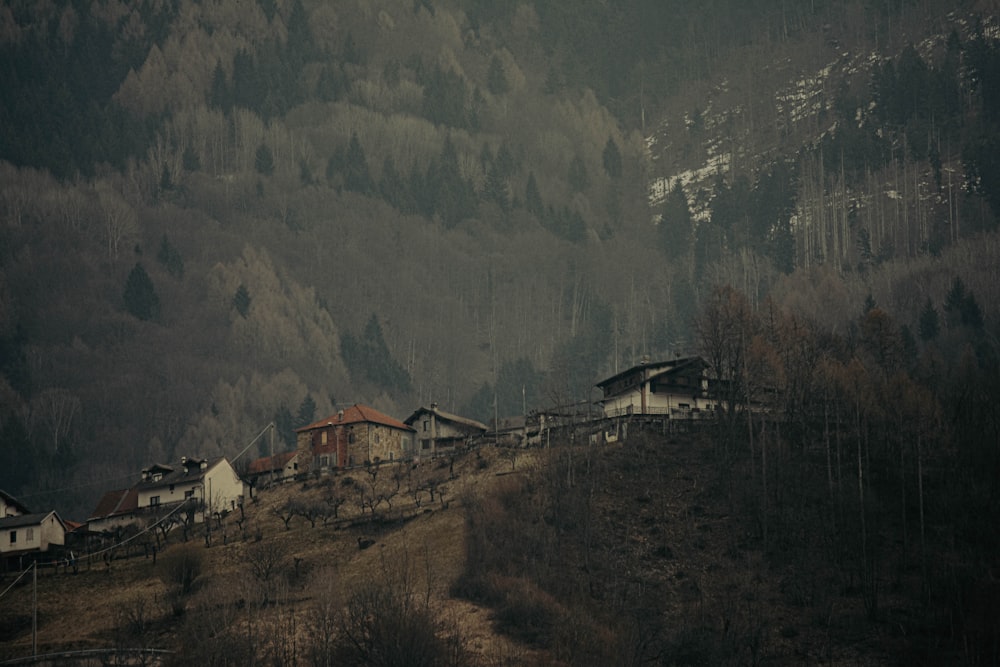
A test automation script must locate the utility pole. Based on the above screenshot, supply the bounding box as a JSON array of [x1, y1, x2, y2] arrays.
[[32, 562, 37, 658]]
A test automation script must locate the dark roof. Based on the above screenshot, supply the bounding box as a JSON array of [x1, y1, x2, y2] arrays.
[[247, 451, 298, 475], [0, 489, 31, 516], [595, 356, 706, 389], [404, 405, 489, 432], [0, 511, 65, 530], [136, 457, 226, 490], [297, 404, 414, 433], [88, 487, 139, 520]]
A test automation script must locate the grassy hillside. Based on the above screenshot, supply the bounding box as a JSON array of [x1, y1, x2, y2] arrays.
[[4, 422, 993, 665], [0, 0, 998, 543]]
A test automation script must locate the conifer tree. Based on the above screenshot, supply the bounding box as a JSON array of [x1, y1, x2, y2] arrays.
[[602, 137, 622, 179], [233, 284, 252, 319], [918, 298, 939, 341], [123, 263, 159, 321]]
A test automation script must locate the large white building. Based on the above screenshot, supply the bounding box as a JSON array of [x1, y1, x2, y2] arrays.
[[595, 357, 717, 420]]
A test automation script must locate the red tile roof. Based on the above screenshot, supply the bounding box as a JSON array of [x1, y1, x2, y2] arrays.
[[247, 450, 298, 475], [296, 404, 414, 433], [88, 487, 138, 520]]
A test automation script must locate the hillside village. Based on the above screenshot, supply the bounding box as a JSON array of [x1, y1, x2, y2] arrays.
[[1, 355, 722, 577], [0, 355, 757, 664], [2, 0, 1000, 663]]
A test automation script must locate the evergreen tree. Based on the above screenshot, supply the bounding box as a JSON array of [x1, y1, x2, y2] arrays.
[[487, 55, 509, 96], [341, 314, 412, 393], [156, 235, 184, 279], [942, 277, 984, 328], [123, 263, 160, 321], [233, 284, 252, 319], [182, 145, 200, 172], [209, 62, 229, 111], [602, 137, 622, 179], [659, 180, 692, 260], [379, 156, 411, 212], [296, 394, 317, 428], [483, 165, 510, 212], [344, 132, 374, 194], [273, 405, 295, 448], [918, 297, 939, 341], [495, 141, 516, 179]]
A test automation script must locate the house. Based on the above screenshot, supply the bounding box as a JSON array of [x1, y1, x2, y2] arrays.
[[0, 489, 31, 518], [295, 404, 416, 473], [134, 456, 245, 522], [86, 487, 140, 534], [404, 403, 488, 458], [0, 511, 67, 561], [245, 450, 304, 486], [595, 356, 717, 420]]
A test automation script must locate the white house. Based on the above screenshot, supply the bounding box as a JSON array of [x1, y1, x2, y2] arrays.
[[595, 356, 717, 420], [0, 511, 67, 558], [0, 489, 31, 518], [135, 457, 245, 522]]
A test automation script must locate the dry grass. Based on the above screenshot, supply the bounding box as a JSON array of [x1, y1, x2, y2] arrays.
[[0, 447, 539, 662]]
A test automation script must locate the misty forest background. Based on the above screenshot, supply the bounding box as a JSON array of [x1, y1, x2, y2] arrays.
[[0, 0, 999, 565]]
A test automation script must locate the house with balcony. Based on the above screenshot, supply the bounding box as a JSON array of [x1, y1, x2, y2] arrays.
[[134, 456, 245, 522], [595, 356, 717, 421]]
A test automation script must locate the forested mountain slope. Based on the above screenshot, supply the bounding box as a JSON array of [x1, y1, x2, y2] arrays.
[[0, 0, 998, 525]]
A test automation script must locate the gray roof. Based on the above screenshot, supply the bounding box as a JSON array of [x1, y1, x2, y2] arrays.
[[0, 511, 63, 530], [404, 405, 489, 432], [136, 457, 225, 490], [0, 489, 31, 515]]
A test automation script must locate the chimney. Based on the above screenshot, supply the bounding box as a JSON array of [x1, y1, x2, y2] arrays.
[[337, 410, 344, 422], [431, 402, 438, 411]]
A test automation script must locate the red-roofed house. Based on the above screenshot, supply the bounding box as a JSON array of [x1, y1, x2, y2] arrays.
[[295, 404, 416, 473], [246, 450, 304, 486], [86, 487, 140, 534]]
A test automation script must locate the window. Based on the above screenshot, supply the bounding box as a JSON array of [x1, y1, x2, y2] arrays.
[[423, 420, 429, 432], [321, 431, 328, 444], [184, 490, 194, 499], [169, 484, 175, 492], [348, 432, 356, 444], [321, 455, 329, 468], [421, 439, 431, 450], [150, 496, 161, 507], [26, 527, 34, 542], [9, 530, 15, 545]]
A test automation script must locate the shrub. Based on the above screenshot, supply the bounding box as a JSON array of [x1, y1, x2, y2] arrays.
[[159, 543, 204, 596]]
